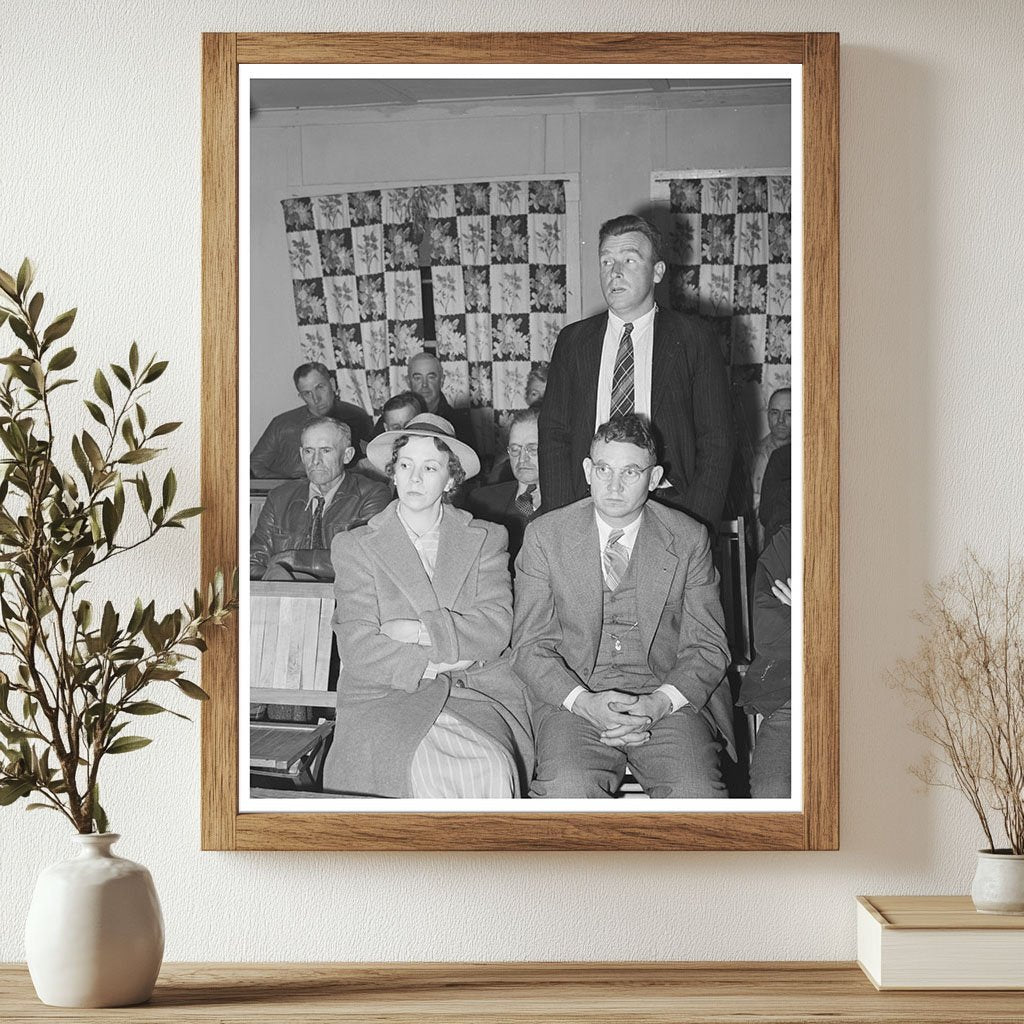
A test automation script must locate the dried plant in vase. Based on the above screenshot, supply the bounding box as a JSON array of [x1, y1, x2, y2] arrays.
[[0, 258, 236, 833], [895, 552, 1024, 913], [0, 258, 238, 1005]]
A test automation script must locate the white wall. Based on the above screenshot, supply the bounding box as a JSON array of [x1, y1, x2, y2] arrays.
[[2, 1, 1023, 963], [250, 95, 790, 436]]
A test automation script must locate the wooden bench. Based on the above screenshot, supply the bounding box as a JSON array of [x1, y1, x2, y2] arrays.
[[249, 580, 337, 790]]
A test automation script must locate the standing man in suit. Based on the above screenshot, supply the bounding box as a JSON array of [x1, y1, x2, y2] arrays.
[[250, 361, 373, 479], [513, 414, 735, 798], [468, 407, 542, 569], [538, 215, 734, 529], [250, 418, 390, 580]]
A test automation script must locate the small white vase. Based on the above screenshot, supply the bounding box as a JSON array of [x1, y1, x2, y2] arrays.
[[24, 833, 164, 1007], [971, 849, 1024, 915]]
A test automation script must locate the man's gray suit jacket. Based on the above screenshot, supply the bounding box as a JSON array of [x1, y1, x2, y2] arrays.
[[511, 497, 736, 761]]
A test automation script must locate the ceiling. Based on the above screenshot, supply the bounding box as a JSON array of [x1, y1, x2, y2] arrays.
[[249, 78, 790, 112]]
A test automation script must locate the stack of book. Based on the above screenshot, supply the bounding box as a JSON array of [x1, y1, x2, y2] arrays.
[[857, 895, 1024, 990]]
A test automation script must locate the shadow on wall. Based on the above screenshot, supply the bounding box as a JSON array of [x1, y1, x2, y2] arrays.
[[838, 47, 937, 867]]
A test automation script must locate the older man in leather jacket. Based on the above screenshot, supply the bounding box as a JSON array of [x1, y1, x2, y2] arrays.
[[250, 417, 390, 581]]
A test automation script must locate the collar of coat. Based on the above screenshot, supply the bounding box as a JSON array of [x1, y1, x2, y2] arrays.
[[359, 500, 493, 613]]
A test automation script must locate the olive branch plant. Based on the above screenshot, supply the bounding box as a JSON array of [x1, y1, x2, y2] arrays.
[[0, 259, 237, 834], [894, 552, 1024, 854]]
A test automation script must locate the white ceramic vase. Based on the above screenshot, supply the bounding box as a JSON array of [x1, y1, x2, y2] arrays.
[[24, 833, 164, 1007], [970, 850, 1024, 915]]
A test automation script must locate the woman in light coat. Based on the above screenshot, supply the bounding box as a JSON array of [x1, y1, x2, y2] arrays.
[[321, 414, 532, 798]]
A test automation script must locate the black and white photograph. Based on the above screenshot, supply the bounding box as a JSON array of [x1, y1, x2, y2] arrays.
[[241, 66, 800, 811]]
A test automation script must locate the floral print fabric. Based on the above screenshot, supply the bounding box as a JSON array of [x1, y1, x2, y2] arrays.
[[665, 174, 792, 400], [282, 180, 569, 452]]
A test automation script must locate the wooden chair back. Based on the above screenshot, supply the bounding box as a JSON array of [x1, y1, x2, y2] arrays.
[[249, 580, 337, 708]]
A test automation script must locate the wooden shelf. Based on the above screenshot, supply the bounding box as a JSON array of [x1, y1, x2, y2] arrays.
[[3, 962, 1024, 1022]]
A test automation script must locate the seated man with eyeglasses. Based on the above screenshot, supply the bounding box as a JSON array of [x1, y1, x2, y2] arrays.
[[250, 417, 390, 581], [467, 408, 541, 570], [511, 413, 736, 798]]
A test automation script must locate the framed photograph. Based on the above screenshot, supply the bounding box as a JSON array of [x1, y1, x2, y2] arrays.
[[201, 32, 838, 850]]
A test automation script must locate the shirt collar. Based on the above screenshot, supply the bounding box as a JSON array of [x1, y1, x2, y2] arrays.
[[305, 472, 345, 509], [607, 303, 657, 333], [594, 506, 645, 553], [397, 500, 444, 542]]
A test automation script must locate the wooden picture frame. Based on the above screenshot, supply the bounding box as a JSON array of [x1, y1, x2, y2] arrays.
[[201, 32, 839, 851]]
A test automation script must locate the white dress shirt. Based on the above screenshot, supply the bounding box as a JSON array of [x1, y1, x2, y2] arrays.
[[595, 305, 657, 427], [562, 509, 689, 715]]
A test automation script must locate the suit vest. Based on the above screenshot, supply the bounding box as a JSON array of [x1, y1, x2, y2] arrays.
[[589, 545, 658, 692]]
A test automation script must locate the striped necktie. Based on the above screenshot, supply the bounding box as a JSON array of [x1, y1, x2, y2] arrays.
[[609, 322, 635, 417], [603, 528, 629, 591], [309, 495, 326, 549], [513, 483, 536, 519]]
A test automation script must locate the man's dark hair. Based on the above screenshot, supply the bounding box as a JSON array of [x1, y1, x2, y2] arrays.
[[768, 386, 792, 404], [383, 391, 427, 417], [386, 434, 466, 500], [591, 413, 658, 464], [509, 406, 540, 431], [292, 362, 334, 388], [598, 215, 665, 264]]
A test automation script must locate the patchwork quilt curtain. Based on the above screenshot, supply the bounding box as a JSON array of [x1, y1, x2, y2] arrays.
[[281, 179, 569, 454], [659, 172, 793, 518]]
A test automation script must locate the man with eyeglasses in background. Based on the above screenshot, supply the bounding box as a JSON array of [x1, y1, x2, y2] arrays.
[[468, 408, 541, 571], [512, 414, 736, 798]]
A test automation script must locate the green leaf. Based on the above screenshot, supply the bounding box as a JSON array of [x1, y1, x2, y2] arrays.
[[0, 268, 18, 300], [81, 431, 105, 471], [162, 468, 176, 508], [0, 309, 9, 330], [101, 498, 117, 546], [118, 448, 157, 465], [100, 601, 117, 647], [83, 400, 106, 427], [124, 700, 169, 716], [76, 600, 93, 630], [136, 404, 147, 432], [121, 418, 137, 449], [26, 803, 61, 813], [48, 346, 77, 371], [129, 342, 139, 375], [149, 421, 181, 438], [105, 736, 152, 755], [175, 679, 210, 701], [93, 369, 113, 409], [136, 473, 152, 513], [91, 785, 108, 834], [70, 435, 92, 482], [8, 316, 32, 344], [16, 258, 35, 298], [42, 308, 77, 344], [0, 779, 33, 805], [142, 360, 168, 383], [110, 363, 131, 389], [27, 291, 43, 328], [168, 507, 202, 524]]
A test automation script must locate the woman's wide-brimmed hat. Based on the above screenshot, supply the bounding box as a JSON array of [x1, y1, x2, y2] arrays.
[[365, 413, 480, 480]]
